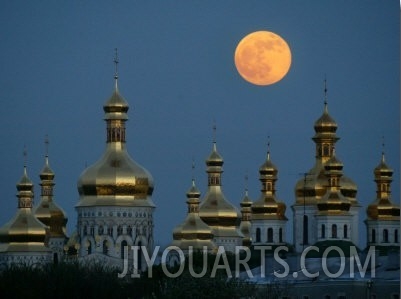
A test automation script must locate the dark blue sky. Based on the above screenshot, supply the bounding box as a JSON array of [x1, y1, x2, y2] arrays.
[[0, 1, 399, 248]]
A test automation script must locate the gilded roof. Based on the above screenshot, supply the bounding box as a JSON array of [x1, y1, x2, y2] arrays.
[[252, 151, 287, 220], [172, 180, 215, 251], [34, 156, 68, 238], [0, 167, 49, 253], [76, 81, 154, 208]]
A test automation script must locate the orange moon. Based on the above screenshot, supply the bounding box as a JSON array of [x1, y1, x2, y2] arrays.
[[234, 31, 292, 85]]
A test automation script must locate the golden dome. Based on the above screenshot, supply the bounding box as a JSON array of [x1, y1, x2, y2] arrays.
[[252, 150, 287, 220], [34, 156, 68, 238], [317, 153, 351, 214], [366, 153, 399, 220], [239, 190, 252, 246], [314, 102, 337, 133], [295, 100, 357, 205], [199, 142, 240, 230], [76, 79, 154, 208], [0, 167, 49, 252], [172, 179, 215, 251]]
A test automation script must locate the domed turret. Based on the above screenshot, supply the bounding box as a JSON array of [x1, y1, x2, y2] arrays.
[[367, 153, 400, 220], [252, 146, 287, 220], [239, 185, 252, 247], [199, 141, 240, 227], [34, 152, 67, 238], [76, 62, 154, 208], [294, 99, 357, 205], [172, 179, 215, 251], [0, 165, 50, 253], [199, 137, 243, 251], [317, 150, 351, 214]]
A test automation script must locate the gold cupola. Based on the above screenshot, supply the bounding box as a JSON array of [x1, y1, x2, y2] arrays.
[[239, 183, 252, 247], [34, 146, 68, 238], [251, 145, 287, 220], [76, 54, 154, 208], [199, 140, 241, 237], [295, 82, 357, 205], [172, 178, 215, 251], [0, 164, 49, 253], [317, 149, 351, 214], [366, 152, 400, 220]]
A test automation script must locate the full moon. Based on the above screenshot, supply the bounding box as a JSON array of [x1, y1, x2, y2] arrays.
[[234, 31, 292, 86]]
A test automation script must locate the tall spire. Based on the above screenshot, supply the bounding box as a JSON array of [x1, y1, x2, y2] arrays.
[[323, 76, 328, 107], [17, 146, 34, 209], [267, 136, 271, 161], [114, 48, 119, 90], [381, 135, 386, 163]]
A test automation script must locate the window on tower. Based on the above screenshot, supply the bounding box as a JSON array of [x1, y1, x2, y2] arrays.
[[256, 228, 261, 243], [267, 228, 273, 243], [332, 224, 337, 238]]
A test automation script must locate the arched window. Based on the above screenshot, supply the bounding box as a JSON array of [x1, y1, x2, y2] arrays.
[[343, 225, 348, 239], [87, 241, 92, 255], [372, 229, 376, 243], [279, 228, 283, 243], [303, 215, 309, 245], [383, 229, 389, 243], [102, 240, 108, 255], [256, 228, 261, 242], [53, 252, 58, 265], [395, 229, 399, 243], [321, 224, 325, 239], [127, 225, 133, 237], [332, 224, 337, 238], [98, 225, 104, 235], [267, 228, 273, 243], [117, 225, 123, 236], [120, 240, 128, 259]]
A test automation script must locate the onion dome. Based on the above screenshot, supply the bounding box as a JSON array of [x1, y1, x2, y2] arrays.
[[367, 153, 400, 220], [0, 166, 49, 253], [172, 179, 215, 251], [239, 188, 252, 246], [295, 100, 357, 205], [34, 155, 68, 238], [252, 148, 287, 220], [317, 151, 351, 214], [199, 142, 242, 238], [76, 67, 154, 208], [314, 101, 338, 134]]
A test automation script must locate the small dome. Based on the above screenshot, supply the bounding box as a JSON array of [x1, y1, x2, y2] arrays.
[[39, 156, 54, 180], [374, 154, 393, 177], [259, 152, 278, 175], [103, 89, 129, 120], [206, 142, 223, 166], [314, 102, 337, 133]]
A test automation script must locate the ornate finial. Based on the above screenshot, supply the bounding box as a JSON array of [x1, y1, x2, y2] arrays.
[[324, 76, 328, 106], [45, 134, 49, 157], [23, 145, 27, 168], [114, 48, 119, 89], [381, 136, 385, 162], [191, 157, 195, 184], [267, 136, 271, 160], [212, 120, 217, 143], [244, 172, 249, 195]]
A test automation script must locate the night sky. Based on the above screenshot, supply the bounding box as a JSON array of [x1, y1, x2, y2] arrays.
[[0, 1, 399, 248]]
